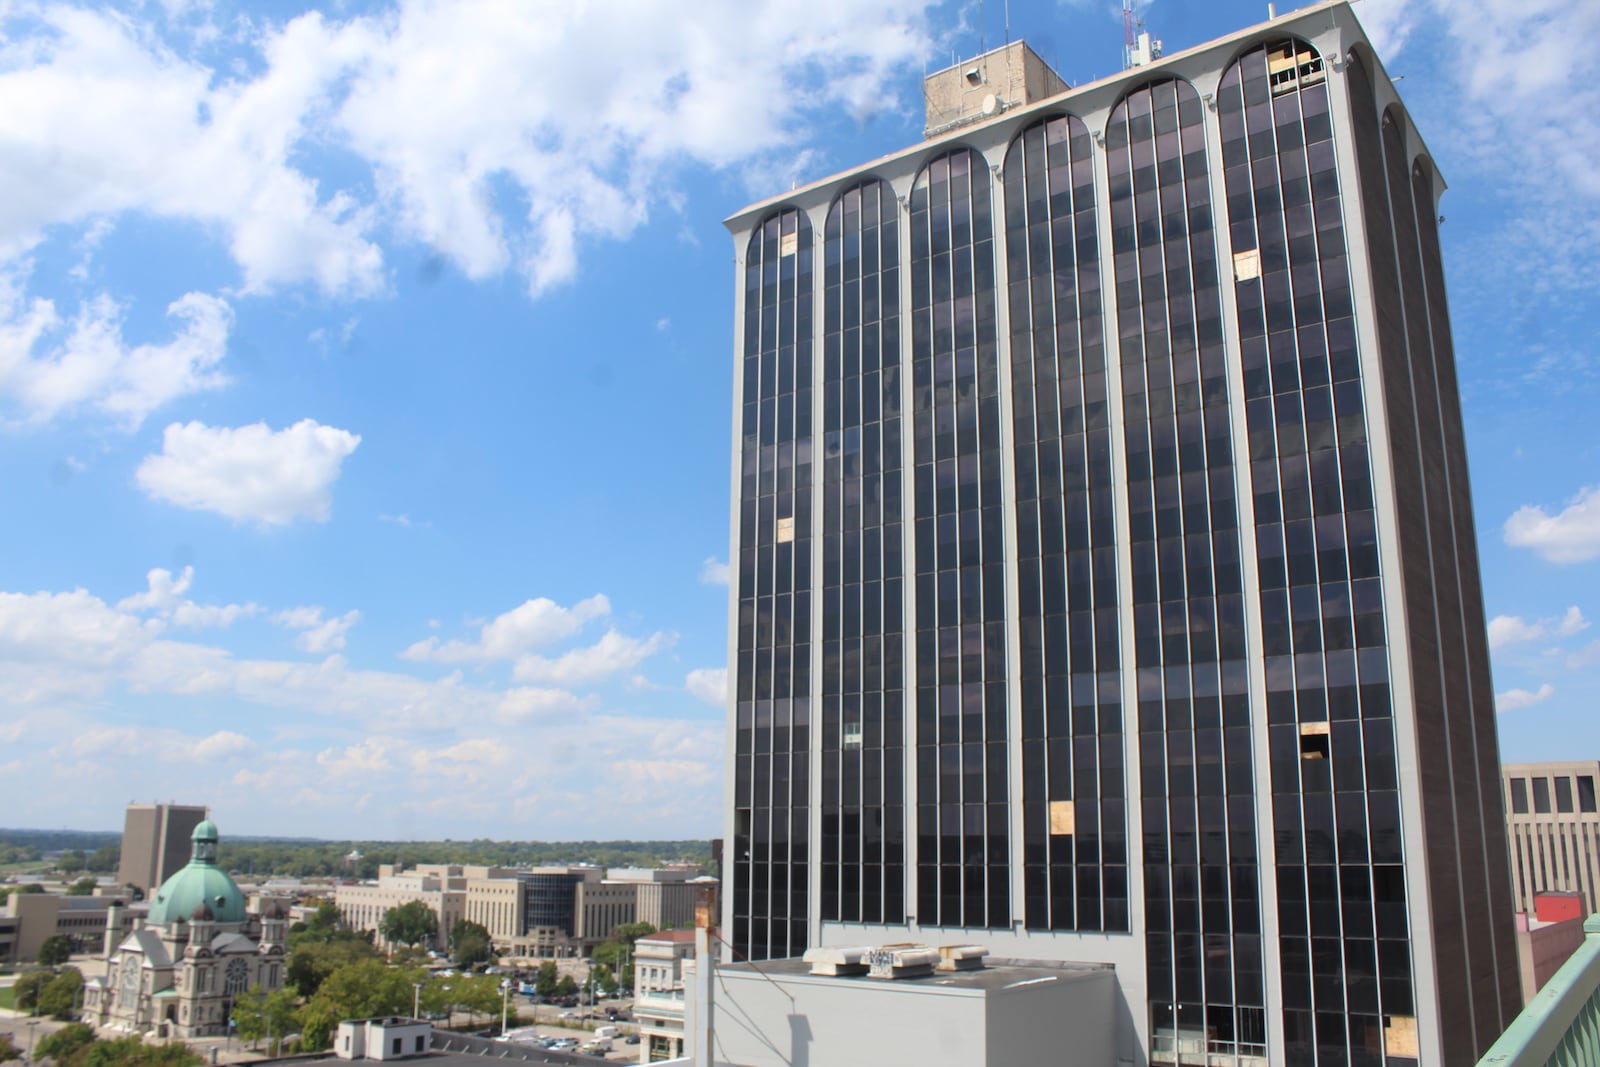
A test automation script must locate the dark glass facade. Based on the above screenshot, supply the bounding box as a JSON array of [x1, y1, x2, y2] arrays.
[[1003, 113, 1128, 934], [909, 148, 1010, 930], [732, 207, 813, 963], [1107, 76, 1265, 1061], [1223, 39, 1408, 1066], [821, 179, 907, 926], [521, 874, 579, 935], [726, 14, 1515, 1063]]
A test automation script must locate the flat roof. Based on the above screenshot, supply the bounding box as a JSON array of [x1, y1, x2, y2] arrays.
[[717, 955, 1110, 995]]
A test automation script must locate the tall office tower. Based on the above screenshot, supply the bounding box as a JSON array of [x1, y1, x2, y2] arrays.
[[722, 2, 1517, 1063], [118, 802, 208, 894]]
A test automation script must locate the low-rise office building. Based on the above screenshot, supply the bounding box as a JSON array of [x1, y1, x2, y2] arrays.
[[1504, 761, 1600, 916], [336, 865, 497, 949], [0, 891, 136, 965], [634, 930, 695, 1063]]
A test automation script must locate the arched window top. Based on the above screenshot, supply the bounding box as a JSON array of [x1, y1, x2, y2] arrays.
[[826, 176, 894, 226], [1218, 35, 1325, 96], [1003, 111, 1092, 173], [744, 206, 811, 263], [911, 145, 991, 197], [1108, 74, 1203, 123]]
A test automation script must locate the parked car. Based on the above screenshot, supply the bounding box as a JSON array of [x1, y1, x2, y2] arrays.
[[624, 1035, 640, 1045]]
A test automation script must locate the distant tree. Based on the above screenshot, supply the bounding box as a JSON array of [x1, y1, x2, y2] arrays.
[[38, 967, 84, 1019], [65, 878, 98, 897], [285, 937, 381, 998], [535, 961, 559, 998], [555, 975, 577, 997], [297, 960, 420, 1049], [0, 1033, 19, 1062], [449, 920, 493, 968], [56, 850, 86, 874], [232, 985, 300, 1053], [37, 934, 73, 967], [12, 969, 50, 1012], [86, 846, 119, 873], [378, 901, 438, 948], [613, 921, 657, 945], [34, 1024, 95, 1065]]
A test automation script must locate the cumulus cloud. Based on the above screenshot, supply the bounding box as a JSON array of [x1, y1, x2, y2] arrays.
[[1496, 683, 1556, 713], [0, 275, 231, 427], [135, 419, 361, 525], [699, 557, 730, 585], [1487, 606, 1589, 650], [273, 606, 361, 653], [1504, 487, 1600, 564], [685, 667, 728, 707], [511, 629, 674, 687], [401, 594, 610, 663], [0, 0, 932, 303], [118, 566, 260, 629]]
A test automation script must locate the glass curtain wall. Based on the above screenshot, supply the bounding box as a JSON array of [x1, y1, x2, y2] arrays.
[[1107, 78, 1265, 1062], [821, 178, 907, 926], [909, 148, 1010, 930], [733, 208, 814, 962], [1003, 113, 1129, 934], [1221, 39, 1411, 1067]]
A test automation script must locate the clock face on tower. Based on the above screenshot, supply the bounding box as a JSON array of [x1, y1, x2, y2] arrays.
[[120, 960, 140, 1007]]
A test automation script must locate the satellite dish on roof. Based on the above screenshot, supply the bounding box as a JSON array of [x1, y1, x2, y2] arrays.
[[981, 94, 1000, 116]]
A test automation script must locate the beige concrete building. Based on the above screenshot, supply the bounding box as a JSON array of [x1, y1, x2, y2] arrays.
[[0, 891, 134, 965], [1504, 760, 1600, 916], [335, 864, 501, 949], [118, 803, 208, 895], [633, 929, 695, 1063]]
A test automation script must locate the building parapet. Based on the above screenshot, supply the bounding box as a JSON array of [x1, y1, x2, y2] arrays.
[[1479, 914, 1600, 1066]]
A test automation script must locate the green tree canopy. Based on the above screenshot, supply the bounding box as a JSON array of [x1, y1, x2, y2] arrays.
[[37, 934, 73, 967], [555, 974, 577, 997], [34, 1024, 96, 1064], [535, 961, 559, 998], [0, 1033, 19, 1063], [448, 920, 493, 968], [39, 967, 85, 1019], [378, 901, 438, 948], [298, 959, 421, 1049], [86, 846, 120, 873], [13, 969, 50, 1012], [285, 937, 381, 998], [64, 878, 98, 897], [613, 921, 657, 944], [56, 850, 86, 874], [231, 985, 300, 1053]]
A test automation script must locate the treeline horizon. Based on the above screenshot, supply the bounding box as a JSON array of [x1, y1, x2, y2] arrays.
[[1, 830, 714, 878]]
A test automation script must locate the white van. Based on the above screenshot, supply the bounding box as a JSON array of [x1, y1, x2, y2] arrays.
[[580, 1037, 613, 1053], [593, 1026, 620, 1040]]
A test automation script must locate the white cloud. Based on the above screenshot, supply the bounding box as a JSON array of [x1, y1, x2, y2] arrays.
[[0, 274, 231, 427], [273, 606, 361, 653], [1496, 683, 1556, 713], [117, 566, 259, 629], [136, 419, 361, 525], [511, 629, 674, 687], [699, 557, 730, 585], [190, 730, 255, 760], [401, 594, 610, 663], [1504, 486, 1600, 564], [685, 667, 728, 707], [0, 1, 932, 305], [1487, 606, 1589, 649]]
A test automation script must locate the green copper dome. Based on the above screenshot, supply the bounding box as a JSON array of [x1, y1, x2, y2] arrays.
[[146, 818, 248, 926]]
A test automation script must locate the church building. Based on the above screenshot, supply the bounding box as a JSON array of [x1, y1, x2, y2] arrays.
[[84, 819, 288, 1037]]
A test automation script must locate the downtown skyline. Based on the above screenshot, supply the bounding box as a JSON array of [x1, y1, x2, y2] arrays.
[[0, 0, 1597, 842]]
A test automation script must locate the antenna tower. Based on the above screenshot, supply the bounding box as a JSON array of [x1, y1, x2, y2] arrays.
[[1122, 0, 1137, 69]]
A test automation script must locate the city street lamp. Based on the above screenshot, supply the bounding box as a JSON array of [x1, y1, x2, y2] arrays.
[[413, 981, 424, 1021], [24, 1019, 40, 1066], [499, 980, 511, 1037]]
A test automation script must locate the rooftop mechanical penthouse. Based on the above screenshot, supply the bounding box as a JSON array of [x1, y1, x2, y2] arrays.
[[721, 3, 1517, 1063]]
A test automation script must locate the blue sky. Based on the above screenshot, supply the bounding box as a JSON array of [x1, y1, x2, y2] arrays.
[[0, 0, 1593, 841]]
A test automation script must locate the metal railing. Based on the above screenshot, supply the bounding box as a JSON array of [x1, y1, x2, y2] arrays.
[[1480, 914, 1600, 1067]]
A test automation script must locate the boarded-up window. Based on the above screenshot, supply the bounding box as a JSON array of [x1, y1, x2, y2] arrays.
[[1049, 800, 1075, 836], [776, 515, 795, 543], [1384, 1016, 1418, 1057], [1233, 249, 1261, 282]]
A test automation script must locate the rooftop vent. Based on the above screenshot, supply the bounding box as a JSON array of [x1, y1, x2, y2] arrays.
[[936, 944, 990, 972], [867, 944, 941, 980], [803, 946, 871, 977]]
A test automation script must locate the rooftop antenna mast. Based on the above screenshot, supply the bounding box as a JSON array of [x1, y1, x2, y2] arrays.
[[1122, 0, 1163, 69]]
